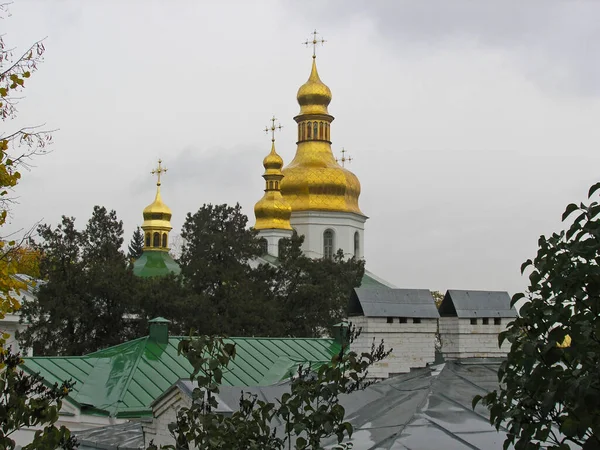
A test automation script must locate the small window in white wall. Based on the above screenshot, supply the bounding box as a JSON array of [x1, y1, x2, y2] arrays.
[[354, 231, 359, 258], [260, 238, 268, 255], [494, 318, 501, 325], [323, 229, 334, 260]]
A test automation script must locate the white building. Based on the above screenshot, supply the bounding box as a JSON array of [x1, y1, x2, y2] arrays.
[[438, 290, 516, 359], [348, 287, 440, 378]]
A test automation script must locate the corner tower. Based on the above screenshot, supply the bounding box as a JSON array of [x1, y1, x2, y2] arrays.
[[254, 117, 293, 257], [280, 31, 367, 260], [133, 159, 181, 278]]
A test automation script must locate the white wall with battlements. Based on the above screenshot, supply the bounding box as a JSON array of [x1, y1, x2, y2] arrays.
[[143, 387, 192, 448], [350, 316, 437, 379], [439, 317, 511, 359]]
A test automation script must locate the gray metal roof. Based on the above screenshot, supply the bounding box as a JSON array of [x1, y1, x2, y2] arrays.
[[349, 287, 440, 318], [153, 360, 509, 449], [76, 421, 144, 449], [439, 290, 517, 318]]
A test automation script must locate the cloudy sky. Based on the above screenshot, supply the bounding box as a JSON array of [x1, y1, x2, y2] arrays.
[[3, 0, 600, 294]]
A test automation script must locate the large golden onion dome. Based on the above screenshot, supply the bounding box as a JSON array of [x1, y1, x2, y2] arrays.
[[254, 141, 293, 230], [280, 56, 363, 215]]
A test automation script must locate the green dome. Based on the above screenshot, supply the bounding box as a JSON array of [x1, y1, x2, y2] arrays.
[[133, 250, 181, 278]]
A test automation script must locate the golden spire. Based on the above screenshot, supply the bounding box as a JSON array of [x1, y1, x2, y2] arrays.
[[142, 158, 173, 251], [280, 31, 363, 216], [254, 117, 292, 231], [335, 148, 353, 167]]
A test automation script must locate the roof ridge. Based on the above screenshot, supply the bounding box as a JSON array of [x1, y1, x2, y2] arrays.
[[86, 336, 148, 356], [110, 336, 150, 416]]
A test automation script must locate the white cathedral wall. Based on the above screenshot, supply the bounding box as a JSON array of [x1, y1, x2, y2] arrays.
[[257, 229, 293, 258], [290, 211, 366, 259]]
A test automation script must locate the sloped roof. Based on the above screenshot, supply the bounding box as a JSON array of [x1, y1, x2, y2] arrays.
[[22, 336, 339, 418], [439, 290, 516, 318], [132, 250, 181, 278], [77, 421, 144, 450], [349, 287, 439, 318], [139, 359, 507, 449]]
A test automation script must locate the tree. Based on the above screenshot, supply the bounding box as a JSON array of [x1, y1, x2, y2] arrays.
[[0, 5, 76, 447], [0, 349, 76, 449], [0, 3, 51, 347], [150, 327, 390, 449], [431, 290, 443, 309], [275, 233, 365, 337], [177, 203, 277, 336], [19, 206, 139, 355], [175, 204, 365, 338], [128, 226, 144, 260], [474, 182, 600, 449]]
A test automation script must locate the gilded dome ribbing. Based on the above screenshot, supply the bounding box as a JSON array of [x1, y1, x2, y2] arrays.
[[297, 57, 332, 116], [254, 142, 293, 230], [280, 56, 363, 216]]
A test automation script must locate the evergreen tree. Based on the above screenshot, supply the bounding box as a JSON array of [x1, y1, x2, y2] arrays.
[[175, 204, 365, 338], [128, 226, 144, 260], [275, 233, 365, 337], [19, 206, 138, 355]]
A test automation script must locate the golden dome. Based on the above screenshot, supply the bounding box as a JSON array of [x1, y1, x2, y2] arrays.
[[281, 56, 363, 216], [142, 160, 173, 252], [254, 142, 292, 230], [297, 57, 332, 116], [263, 142, 284, 172], [281, 142, 362, 214]]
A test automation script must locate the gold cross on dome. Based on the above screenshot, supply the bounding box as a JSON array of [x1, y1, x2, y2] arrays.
[[264, 116, 283, 142], [303, 29, 326, 58], [336, 148, 353, 167], [151, 159, 167, 186]]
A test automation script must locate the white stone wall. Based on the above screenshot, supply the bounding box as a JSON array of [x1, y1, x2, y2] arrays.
[[1, 313, 31, 356], [350, 316, 437, 379], [290, 210, 366, 260], [439, 317, 511, 359], [257, 228, 293, 257], [143, 388, 192, 448]]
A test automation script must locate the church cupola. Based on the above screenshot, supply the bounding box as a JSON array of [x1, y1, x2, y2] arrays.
[[280, 31, 367, 260], [134, 159, 181, 278], [280, 31, 363, 216], [142, 159, 173, 251], [254, 117, 293, 257]]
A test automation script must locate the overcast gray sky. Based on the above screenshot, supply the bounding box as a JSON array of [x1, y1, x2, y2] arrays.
[[4, 0, 600, 294]]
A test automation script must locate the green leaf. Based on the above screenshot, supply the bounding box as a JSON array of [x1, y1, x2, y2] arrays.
[[588, 182, 600, 199], [562, 203, 579, 221]]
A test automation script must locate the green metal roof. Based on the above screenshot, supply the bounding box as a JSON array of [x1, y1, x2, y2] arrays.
[[22, 336, 340, 418], [361, 270, 395, 289], [132, 250, 181, 278]]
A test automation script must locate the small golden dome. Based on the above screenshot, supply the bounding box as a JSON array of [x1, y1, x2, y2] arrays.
[[143, 188, 172, 217], [263, 142, 284, 172], [297, 58, 332, 116], [142, 187, 173, 230], [254, 142, 292, 230]]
